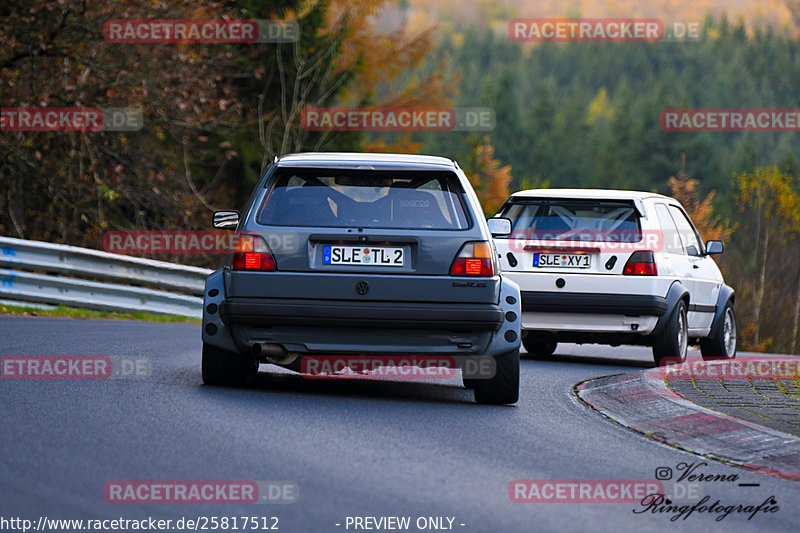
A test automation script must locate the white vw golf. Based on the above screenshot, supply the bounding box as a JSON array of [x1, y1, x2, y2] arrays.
[[492, 189, 737, 366]]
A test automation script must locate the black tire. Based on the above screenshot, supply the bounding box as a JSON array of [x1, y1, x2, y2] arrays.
[[463, 378, 478, 389], [521, 332, 557, 358], [461, 357, 483, 389], [202, 343, 258, 386], [652, 300, 688, 366], [473, 349, 519, 405], [700, 302, 737, 360]]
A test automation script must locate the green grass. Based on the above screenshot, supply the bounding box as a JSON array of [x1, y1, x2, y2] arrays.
[[0, 303, 200, 323]]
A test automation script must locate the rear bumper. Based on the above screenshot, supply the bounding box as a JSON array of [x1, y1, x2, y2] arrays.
[[203, 268, 520, 357], [521, 291, 668, 316], [521, 311, 659, 335], [220, 297, 504, 331]]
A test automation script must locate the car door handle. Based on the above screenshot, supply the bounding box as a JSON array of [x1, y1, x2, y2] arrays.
[[692, 264, 699, 269]]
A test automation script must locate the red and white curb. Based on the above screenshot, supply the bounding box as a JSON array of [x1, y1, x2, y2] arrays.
[[576, 364, 800, 481]]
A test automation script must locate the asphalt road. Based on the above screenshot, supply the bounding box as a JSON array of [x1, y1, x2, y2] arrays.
[[1, 316, 798, 533]]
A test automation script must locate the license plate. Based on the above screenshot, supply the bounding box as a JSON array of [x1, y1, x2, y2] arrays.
[[322, 245, 404, 266], [533, 253, 590, 268]]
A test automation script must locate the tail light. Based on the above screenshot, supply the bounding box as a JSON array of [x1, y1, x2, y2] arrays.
[[450, 241, 495, 276], [232, 235, 276, 271], [623, 250, 657, 276]]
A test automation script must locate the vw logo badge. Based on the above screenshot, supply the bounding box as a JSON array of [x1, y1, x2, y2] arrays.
[[355, 281, 370, 295]]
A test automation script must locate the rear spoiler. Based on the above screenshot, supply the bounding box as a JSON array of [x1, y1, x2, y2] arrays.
[[504, 196, 648, 218]]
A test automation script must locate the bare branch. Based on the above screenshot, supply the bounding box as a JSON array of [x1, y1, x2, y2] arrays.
[[183, 140, 216, 212]]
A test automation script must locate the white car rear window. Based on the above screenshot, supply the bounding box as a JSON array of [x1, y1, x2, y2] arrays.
[[499, 199, 642, 242]]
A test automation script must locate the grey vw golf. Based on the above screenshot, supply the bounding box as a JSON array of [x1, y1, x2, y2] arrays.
[[202, 153, 521, 404]]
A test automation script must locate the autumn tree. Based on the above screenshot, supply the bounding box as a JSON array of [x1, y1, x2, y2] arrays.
[[0, 0, 457, 264], [0, 0, 260, 247], [462, 136, 512, 215], [331, 0, 457, 154], [733, 168, 800, 352], [252, 0, 456, 159], [668, 154, 732, 243]]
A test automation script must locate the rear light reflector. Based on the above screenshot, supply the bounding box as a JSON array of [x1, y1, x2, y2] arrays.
[[450, 242, 495, 276], [232, 235, 276, 271], [465, 258, 483, 275], [623, 251, 657, 276], [244, 253, 261, 269]]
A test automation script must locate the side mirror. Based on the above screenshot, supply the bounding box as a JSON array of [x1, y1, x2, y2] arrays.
[[705, 240, 724, 255], [487, 217, 512, 236], [213, 210, 240, 230]]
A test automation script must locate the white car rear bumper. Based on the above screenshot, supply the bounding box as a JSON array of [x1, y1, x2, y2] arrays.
[[521, 312, 659, 334]]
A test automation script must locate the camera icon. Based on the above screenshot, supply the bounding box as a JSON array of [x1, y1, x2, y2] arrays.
[[655, 467, 673, 480]]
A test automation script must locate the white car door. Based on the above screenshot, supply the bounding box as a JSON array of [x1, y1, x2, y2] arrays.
[[667, 204, 719, 332], [653, 202, 695, 302]]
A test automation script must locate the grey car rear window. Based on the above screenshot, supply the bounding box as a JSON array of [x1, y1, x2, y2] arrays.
[[257, 169, 470, 230], [498, 199, 642, 242]]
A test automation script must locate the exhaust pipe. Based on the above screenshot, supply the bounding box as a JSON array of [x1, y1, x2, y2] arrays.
[[255, 343, 296, 365]]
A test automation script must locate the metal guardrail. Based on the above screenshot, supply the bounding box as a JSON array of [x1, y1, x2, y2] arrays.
[[0, 237, 212, 318]]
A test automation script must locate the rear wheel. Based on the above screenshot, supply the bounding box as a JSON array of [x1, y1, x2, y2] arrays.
[[700, 303, 737, 360], [462, 378, 478, 389], [652, 300, 688, 366], [521, 332, 557, 358], [473, 349, 519, 405], [202, 343, 258, 386]]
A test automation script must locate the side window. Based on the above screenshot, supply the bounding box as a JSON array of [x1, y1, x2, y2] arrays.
[[668, 205, 703, 256], [654, 203, 684, 254]]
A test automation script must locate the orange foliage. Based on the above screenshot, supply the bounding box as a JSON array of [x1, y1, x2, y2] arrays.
[[466, 138, 512, 215], [324, 0, 458, 153], [668, 154, 731, 242], [329, 1, 456, 108], [361, 135, 424, 155]]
